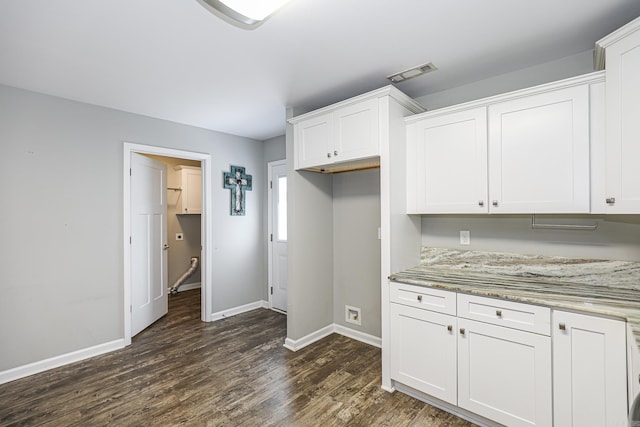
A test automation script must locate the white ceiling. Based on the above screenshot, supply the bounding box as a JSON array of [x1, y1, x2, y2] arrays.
[[1, 0, 639, 141]]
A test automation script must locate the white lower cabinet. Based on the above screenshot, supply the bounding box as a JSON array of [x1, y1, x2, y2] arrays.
[[457, 318, 552, 427], [390, 303, 457, 404], [552, 310, 628, 427], [389, 283, 630, 426]]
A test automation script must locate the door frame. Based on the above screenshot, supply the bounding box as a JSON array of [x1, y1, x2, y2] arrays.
[[123, 142, 213, 346], [267, 159, 286, 312]]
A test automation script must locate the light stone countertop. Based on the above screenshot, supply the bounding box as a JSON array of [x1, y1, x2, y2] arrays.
[[389, 247, 640, 346]]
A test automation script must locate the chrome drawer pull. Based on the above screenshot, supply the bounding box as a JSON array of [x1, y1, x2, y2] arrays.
[[417, 295, 422, 302], [606, 197, 616, 204], [559, 323, 566, 331], [447, 325, 453, 332], [459, 328, 465, 335], [496, 310, 502, 317]]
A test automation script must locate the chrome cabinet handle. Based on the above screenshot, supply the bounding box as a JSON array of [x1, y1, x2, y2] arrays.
[[417, 295, 423, 302], [327, 152, 331, 158], [447, 325, 453, 332], [559, 323, 566, 331], [492, 200, 499, 207], [606, 197, 616, 204], [478, 200, 484, 207], [334, 150, 338, 156], [496, 310, 502, 317], [459, 328, 465, 335]]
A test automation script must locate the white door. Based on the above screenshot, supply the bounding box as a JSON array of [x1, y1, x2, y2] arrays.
[[268, 161, 287, 312], [131, 153, 168, 336]]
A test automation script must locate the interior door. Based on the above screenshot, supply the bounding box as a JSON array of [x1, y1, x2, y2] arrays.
[[131, 153, 168, 336], [269, 161, 287, 312]]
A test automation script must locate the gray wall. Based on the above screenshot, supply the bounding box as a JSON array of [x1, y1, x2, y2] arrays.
[[414, 50, 595, 111], [421, 215, 640, 262], [0, 84, 265, 371], [333, 169, 381, 337]]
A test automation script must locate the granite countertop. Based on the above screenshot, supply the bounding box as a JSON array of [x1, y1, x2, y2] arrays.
[[389, 247, 640, 346]]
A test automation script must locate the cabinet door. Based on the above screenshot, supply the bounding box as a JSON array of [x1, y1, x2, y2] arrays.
[[390, 303, 457, 405], [333, 98, 379, 163], [182, 168, 202, 214], [603, 27, 640, 213], [406, 107, 488, 214], [553, 311, 627, 427], [457, 318, 552, 427], [295, 112, 333, 170], [488, 85, 590, 213]]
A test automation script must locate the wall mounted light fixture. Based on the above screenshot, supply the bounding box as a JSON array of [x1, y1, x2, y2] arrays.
[[200, 0, 293, 27]]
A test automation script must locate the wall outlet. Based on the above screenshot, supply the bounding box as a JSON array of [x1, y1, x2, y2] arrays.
[[345, 305, 362, 326], [175, 233, 184, 241], [460, 230, 470, 245]]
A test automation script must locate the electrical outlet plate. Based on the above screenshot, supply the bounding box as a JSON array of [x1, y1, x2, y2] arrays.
[[345, 305, 362, 326], [460, 230, 470, 245]]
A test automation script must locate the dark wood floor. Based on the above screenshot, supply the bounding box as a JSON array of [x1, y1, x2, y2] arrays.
[[0, 290, 474, 426]]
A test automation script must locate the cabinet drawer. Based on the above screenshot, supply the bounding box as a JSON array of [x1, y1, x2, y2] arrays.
[[457, 293, 550, 336], [390, 282, 456, 315]]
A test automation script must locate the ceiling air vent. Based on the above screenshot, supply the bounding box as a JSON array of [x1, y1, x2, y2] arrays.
[[387, 62, 437, 83]]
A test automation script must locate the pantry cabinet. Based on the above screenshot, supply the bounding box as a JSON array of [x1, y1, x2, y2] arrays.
[[596, 17, 640, 213], [174, 165, 201, 215], [406, 74, 597, 214], [552, 310, 628, 427], [291, 87, 422, 173]]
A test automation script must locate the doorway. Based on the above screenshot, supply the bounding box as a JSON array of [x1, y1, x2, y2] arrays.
[[123, 143, 212, 346], [268, 160, 287, 313]]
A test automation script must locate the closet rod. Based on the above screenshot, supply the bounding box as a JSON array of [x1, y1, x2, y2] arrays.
[[167, 187, 182, 191], [531, 214, 598, 231]]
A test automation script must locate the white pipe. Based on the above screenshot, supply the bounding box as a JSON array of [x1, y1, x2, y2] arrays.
[[170, 257, 199, 295]]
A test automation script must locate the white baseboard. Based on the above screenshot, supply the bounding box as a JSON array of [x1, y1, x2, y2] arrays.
[[172, 281, 201, 292], [210, 300, 269, 322], [0, 339, 125, 385], [284, 324, 334, 351], [284, 323, 381, 352], [333, 324, 382, 348]]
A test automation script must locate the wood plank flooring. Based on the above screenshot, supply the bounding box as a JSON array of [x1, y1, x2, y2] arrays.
[[0, 290, 474, 426]]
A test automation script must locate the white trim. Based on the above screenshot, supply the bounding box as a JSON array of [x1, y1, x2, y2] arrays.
[[284, 324, 335, 351], [210, 300, 268, 322], [333, 324, 382, 348], [123, 142, 213, 347], [0, 339, 124, 385], [169, 281, 201, 293], [283, 323, 381, 352], [267, 159, 287, 311]]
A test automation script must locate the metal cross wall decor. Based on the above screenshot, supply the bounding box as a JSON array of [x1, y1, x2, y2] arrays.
[[223, 165, 252, 216]]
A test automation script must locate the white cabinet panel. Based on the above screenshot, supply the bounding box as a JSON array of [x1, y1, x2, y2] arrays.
[[334, 98, 379, 163], [599, 19, 640, 213], [390, 282, 456, 315], [174, 166, 201, 215], [553, 310, 627, 427], [390, 303, 457, 404], [488, 85, 590, 213], [295, 112, 333, 170], [406, 107, 488, 214], [457, 318, 552, 427]]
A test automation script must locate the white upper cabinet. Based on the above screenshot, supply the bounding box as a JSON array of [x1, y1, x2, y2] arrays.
[[291, 86, 422, 173], [488, 85, 590, 213], [406, 107, 488, 214], [596, 17, 640, 213], [174, 165, 201, 215], [406, 74, 599, 214]]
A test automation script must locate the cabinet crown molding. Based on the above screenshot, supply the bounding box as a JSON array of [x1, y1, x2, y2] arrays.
[[595, 16, 640, 70], [405, 71, 604, 124], [288, 85, 424, 124]]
